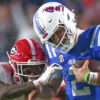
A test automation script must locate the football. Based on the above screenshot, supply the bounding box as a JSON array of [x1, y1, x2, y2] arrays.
[[73, 60, 100, 72]]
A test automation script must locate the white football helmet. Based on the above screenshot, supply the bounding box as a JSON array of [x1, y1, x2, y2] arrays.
[[33, 2, 77, 52]]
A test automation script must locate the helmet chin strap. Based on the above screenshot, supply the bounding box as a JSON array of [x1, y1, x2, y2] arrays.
[[13, 74, 24, 83]]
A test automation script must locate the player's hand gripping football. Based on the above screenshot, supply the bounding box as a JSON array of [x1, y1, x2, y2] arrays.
[[33, 63, 63, 87], [72, 60, 90, 82]]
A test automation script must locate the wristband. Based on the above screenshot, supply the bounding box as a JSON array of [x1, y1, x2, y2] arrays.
[[84, 72, 90, 82], [88, 72, 98, 85], [33, 80, 39, 87], [33, 79, 41, 87]]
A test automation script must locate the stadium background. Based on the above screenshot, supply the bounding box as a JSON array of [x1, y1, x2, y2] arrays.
[[0, 0, 100, 100]]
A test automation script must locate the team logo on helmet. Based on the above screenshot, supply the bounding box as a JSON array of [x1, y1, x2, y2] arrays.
[[10, 46, 17, 55]]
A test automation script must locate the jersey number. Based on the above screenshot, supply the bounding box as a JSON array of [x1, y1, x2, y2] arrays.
[[68, 67, 91, 96]]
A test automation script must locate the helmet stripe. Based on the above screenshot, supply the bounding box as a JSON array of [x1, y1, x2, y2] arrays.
[[26, 39, 36, 60], [34, 12, 46, 35]]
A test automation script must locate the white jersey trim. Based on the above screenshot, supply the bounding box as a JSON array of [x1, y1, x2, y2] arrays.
[[45, 44, 57, 58]]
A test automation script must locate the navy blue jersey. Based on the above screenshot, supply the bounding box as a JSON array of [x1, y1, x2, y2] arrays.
[[44, 25, 100, 100]]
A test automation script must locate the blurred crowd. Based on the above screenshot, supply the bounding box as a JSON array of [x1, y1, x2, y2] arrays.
[[0, 0, 100, 61]]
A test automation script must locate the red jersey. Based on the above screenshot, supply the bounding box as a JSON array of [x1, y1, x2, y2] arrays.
[[0, 62, 14, 84]]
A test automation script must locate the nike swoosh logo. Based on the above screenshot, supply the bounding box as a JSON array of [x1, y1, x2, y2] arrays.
[[80, 50, 88, 56]]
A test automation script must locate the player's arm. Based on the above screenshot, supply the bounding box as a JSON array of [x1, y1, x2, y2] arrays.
[[0, 64, 63, 100], [0, 81, 36, 100], [38, 73, 63, 99], [72, 60, 100, 85], [28, 74, 63, 100], [28, 64, 63, 100]]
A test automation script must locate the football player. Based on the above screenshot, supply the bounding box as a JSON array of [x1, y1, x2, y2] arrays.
[[33, 2, 100, 100], [0, 39, 63, 100]]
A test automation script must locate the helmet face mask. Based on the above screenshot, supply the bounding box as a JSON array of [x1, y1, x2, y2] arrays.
[[8, 39, 46, 83], [33, 2, 77, 52], [16, 63, 45, 82], [48, 25, 66, 46], [47, 25, 76, 52]]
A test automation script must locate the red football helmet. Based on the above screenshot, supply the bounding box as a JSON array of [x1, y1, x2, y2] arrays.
[[8, 39, 46, 83]]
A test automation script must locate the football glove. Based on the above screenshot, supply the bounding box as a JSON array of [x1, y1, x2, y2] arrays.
[[33, 63, 63, 87]]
